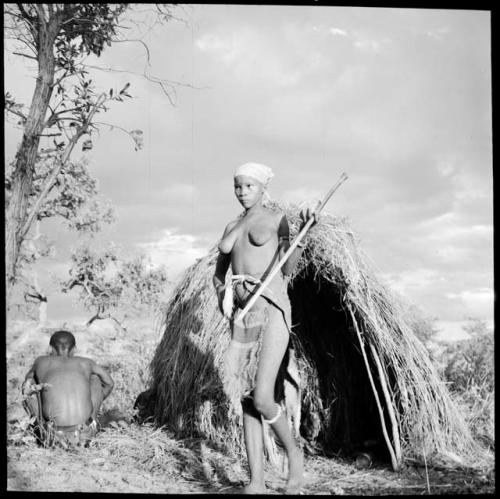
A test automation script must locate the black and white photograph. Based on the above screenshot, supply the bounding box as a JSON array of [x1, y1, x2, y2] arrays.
[[5, 3, 493, 494]]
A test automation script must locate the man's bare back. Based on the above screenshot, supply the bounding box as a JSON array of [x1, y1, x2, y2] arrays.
[[23, 331, 114, 431], [32, 355, 107, 426]]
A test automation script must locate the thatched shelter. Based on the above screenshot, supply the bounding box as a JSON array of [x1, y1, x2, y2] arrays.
[[144, 206, 484, 470]]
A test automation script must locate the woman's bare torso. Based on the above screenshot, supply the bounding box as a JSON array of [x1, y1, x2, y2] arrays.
[[219, 209, 282, 304]]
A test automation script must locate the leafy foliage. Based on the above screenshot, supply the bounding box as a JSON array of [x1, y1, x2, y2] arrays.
[[7, 156, 114, 230], [442, 319, 494, 394], [63, 244, 168, 326], [4, 4, 147, 292], [4, 91, 27, 125], [117, 256, 169, 312], [55, 4, 128, 59], [440, 319, 494, 449]]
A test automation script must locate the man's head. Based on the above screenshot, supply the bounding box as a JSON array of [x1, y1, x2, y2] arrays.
[[49, 330, 76, 356]]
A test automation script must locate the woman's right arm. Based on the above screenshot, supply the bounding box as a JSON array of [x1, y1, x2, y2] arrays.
[[213, 251, 231, 313], [213, 222, 235, 313]]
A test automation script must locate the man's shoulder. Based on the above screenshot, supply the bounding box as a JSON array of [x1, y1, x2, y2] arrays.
[[72, 355, 94, 364], [34, 355, 52, 365]]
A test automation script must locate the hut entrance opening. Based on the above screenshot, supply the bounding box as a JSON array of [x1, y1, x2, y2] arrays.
[[288, 265, 391, 462]]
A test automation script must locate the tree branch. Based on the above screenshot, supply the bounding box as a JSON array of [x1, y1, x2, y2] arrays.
[[12, 51, 37, 60], [5, 106, 28, 122], [16, 3, 35, 22], [21, 93, 106, 240], [39, 132, 62, 137], [24, 291, 47, 304], [13, 4, 38, 42], [44, 105, 86, 128]]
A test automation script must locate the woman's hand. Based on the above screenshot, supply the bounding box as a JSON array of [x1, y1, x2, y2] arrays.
[[299, 200, 320, 229]]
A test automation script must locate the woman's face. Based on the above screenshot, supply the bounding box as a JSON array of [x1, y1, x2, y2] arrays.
[[234, 175, 264, 209]]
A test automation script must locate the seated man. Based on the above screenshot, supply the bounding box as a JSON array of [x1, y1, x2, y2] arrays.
[[22, 330, 114, 447]]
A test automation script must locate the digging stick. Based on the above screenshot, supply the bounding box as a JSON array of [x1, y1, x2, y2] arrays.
[[347, 304, 400, 471], [234, 172, 348, 325], [370, 343, 403, 466]]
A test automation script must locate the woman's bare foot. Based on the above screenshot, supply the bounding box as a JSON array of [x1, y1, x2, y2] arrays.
[[284, 448, 303, 495], [242, 481, 267, 494]]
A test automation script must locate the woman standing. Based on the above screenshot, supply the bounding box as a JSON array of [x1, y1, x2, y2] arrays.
[[213, 162, 316, 494]]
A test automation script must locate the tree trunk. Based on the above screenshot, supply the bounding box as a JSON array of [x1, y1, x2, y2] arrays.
[[5, 13, 59, 299], [38, 299, 48, 327]]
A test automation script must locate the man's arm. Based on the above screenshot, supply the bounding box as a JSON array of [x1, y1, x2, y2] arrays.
[[90, 362, 114, 399], [22, 358, 39, 395]]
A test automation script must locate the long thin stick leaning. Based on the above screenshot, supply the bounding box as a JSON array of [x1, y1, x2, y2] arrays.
[[234, 172, 348, 325]]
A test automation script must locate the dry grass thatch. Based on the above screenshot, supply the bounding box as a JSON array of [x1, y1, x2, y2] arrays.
[[145, 205, 488, 470]]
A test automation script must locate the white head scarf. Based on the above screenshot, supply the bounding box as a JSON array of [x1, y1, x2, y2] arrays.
[[234, 162, 274, 186]]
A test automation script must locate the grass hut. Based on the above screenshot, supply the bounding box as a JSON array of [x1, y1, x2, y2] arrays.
[[146, 206, 484, 470]]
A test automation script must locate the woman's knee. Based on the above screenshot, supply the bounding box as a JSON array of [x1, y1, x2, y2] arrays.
[[252, 392, 277, 419]]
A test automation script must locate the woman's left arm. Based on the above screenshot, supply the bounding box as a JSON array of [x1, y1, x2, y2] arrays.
[[279, 215, 306, 276]]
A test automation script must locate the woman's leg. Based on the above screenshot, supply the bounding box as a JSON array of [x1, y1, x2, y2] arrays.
[[252, 306, 303, 494], [241, 397, 266, 493]]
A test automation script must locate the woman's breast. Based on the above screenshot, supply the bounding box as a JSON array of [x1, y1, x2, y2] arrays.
[[248, 226, 275, 246], [219, 224, 275, 253], [219, 225, 241, 254]]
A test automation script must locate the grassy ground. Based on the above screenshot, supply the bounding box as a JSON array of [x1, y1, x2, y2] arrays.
[[6, 317, 495, 494]]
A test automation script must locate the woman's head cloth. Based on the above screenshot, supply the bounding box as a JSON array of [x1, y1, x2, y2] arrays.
[[234, 162, 274, 186]]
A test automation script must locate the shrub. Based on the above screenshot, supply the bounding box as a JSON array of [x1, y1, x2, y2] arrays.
[[443, 319, 493, 395], [441, 319, 494, 449]]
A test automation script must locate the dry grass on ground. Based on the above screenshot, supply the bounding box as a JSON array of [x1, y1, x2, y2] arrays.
[[6, 318, 495, 494]]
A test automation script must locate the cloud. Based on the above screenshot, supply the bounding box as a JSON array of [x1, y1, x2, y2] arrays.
[[280, 187, 323, 206], [354, 39, 382, 53], [425, 26, 450, 40], [444, 288, 494, 318], [160, 183, 199, 203], [329, 27, 348, 36], [383, 268, 443, 295], [418, 212, 493, 252], [352, 31, 391, 53], [195, 32, 239, 63], [137, 229, 210, 280], [434, 320, 473, 342], [5, 6, 492, 329], [195, 28, 302, 88]]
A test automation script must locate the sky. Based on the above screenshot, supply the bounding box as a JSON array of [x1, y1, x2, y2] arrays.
[[4, 5, 493, 340]]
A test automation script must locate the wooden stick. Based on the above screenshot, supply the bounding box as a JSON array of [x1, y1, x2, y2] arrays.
[[347, 304, 399, 471], [370, 343, 403, 468], [234, 172, 348, 325]]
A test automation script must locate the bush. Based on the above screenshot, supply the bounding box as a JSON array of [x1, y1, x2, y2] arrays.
[[443, 319, 493, 395], [441, 319, 494, 449]]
